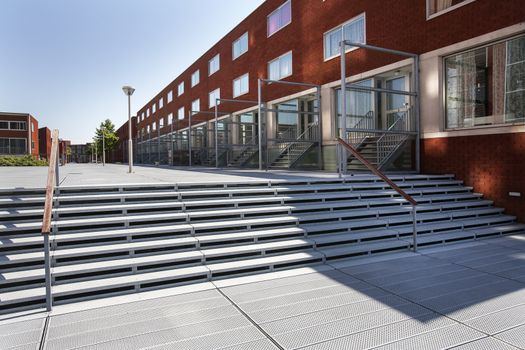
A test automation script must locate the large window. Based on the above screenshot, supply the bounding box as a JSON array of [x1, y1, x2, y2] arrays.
[[268, 0, 291, 37], [209, 88, 221, 108], [159, 97, 164, 109], [0, 138, 26, 154], [9, 121, 27, 130], [178, 82, 185, 96], [147, 108, 150, 117], [233, 73, 249, 97], [152, 103, 156, 114], [0, 121, 8, 129], [445, 35, 525, 129], [209, 54, 220, 76], [268, 51, 292, 81], [427, 0, 474, 18], [191, 70, 200, 87], [178, 107, 185, 120], [192, 99, 200, 114], [233, 32, 249, 60], [324, 14, 365, 60], [159, 117, 164, 128], [168, 113, 173, 125], [167, 91, 173, 103]]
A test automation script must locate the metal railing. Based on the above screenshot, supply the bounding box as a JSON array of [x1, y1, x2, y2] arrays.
[[41, 129, 60, 312], [377, 110, 410, 168], [347, 111, 375, 148], [337, 137, 418, 252], [271, 122, 319, 167]]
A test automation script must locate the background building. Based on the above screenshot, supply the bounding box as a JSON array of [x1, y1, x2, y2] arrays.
[[0, 112, 39, 157], [38, 127, 51, 160], [110, 116, 137, 163], [70, 143, 91, 163]]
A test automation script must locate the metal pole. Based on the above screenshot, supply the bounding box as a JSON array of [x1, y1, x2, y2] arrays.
[[95, 142, 97, 164], [316, 86, 323, 170], [257, 79, 263, 170], [412, 204, 418, 252], [43, 234, 52, 311], [340, 41, 347, 175], [414, 56, 421, 173], [102, 126, 105, 166], [55, 141, 59, 187], [128, 95, 133, 173], [215, 101, 219, 168], [170, 123, 173, 166], [188, 111, 192, 167], [157, 127, 160, 164]]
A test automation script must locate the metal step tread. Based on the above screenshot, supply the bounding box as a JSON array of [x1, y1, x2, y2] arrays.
[[319, 239, 410, 257]]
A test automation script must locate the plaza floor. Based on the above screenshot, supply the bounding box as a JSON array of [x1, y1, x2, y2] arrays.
[[0, 163, 353, 188], [2, 236, 525, 350]]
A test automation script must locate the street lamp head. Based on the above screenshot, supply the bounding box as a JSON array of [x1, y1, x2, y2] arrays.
[[122, 85, 135, 96]]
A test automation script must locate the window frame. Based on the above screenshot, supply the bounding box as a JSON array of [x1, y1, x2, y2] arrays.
[[323, 13, 366, 62], [168, 113, 173, 125], [192, 98, 200, 115], [178, 107, 185, 120], [233, 73, 250, 98], [233, 32, 249, 60], [268, 51, 293, 81], [167, 91, 173, 103], [426, 0, 476, 20], [267, 0, 292, 38], [178, 82, 185, 96], [209, 88, 221, 108], [191, 70, 200, 87], [208, 54, 220, 76]]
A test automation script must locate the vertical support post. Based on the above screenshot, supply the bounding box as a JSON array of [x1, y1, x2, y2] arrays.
[[43, 234, 52, 311], [413, 56, 421, 173], [316, 86, 323, 170], [170, 123, 174, 166], [214, 102, 219, 168], [340, 41, 348, 175], [412, 204, 417, 252], [188, 111, 193, 167], [157, 127, 160, 165], [257, 79, 263, 170], [55, 142, 59, 187], [128, 95, 133, 173]]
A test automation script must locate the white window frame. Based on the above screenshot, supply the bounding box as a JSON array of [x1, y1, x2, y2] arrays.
[[159, 97, 164, 109], [233, 32, 249, 60], [426, 0, 476, 20], [152, 121, 157, 131], [192, 99, 200, 115], [147, 108, 150, 117], [268, 51, 293, 81], [178, 82, 185, 96], [209, 88, 221, 108], [159, 117, 164, 128], [209, 54, 220, 76], [267, 0, 292, 37], [152, 103, 156, 114], [178, 107, 185, 120], [191, 70, 200, 87], [167, 91, 173, 103], [168, 113, 173, 125], [233, 73, 249, 97], [323, 13, 366, 61]]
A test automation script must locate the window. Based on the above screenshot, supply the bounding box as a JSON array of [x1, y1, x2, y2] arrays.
[[178, 107, 185, 120], [0, 121, 8, 129], [268, 51, 292, 80], [152, 103, 156, 114], [209, 54, 220, 76], [147, 108, 150, 117], [324, 14, 365, 60], [31, 122, 34, 132], [152, 122, 156, 131], [159, 97, 164, 109], [168, 113, 173, 125], [159, 117, 164, 128], [233, 32, 249, 59], [147, 125, 150, 134], [444, 34, 525, 129], [233, 73, 249, 97], [209, 88, 221, 108], [178, 82, 185, 96], [167, 91, 173, 103], [9, 121, 27, 130], [427, 0, 474, 18], [268, 0, 291, 37], [191, 70, 200, 87], [192, 99, 200, 114]]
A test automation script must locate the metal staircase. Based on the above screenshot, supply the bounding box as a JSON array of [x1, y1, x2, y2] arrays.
[[271, 122, 319, 168], [1, 175, 524, 314], [227, 136, 258, 168]]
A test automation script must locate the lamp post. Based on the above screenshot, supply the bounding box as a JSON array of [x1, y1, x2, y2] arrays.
[[122, 85, 135, 173]]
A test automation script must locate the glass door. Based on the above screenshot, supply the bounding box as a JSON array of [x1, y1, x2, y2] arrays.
[[385, 76, 409, 129]]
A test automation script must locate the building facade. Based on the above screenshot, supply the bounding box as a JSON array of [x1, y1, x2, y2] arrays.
[[0, 112, 39, 157], [38, 127, 51, 160], [129, 0, 524, 220], [70, 144, 91, 163]]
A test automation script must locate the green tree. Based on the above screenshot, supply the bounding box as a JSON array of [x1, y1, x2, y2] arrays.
[[93, 119, 119, 159]]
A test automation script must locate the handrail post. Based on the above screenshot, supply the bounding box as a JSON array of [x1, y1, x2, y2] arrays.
[[412, 204, 417, 252]]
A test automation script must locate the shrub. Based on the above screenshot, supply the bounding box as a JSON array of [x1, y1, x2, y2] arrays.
[[0, 155, 48, 166]]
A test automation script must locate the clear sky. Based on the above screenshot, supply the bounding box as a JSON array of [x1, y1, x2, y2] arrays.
[[0, 0, 265, 144]]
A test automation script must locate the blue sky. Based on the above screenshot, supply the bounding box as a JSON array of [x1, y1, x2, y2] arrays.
[[0, 0, 264, 144]]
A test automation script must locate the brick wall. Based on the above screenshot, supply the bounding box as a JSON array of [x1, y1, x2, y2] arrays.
[[38, 127, 51, 160], [421, 133, 525, 223]]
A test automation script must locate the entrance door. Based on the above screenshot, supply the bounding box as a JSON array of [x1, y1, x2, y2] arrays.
[[385, 76, 409, 129]]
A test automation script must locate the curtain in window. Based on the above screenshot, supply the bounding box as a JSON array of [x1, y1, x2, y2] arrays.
[[492, 42, 506, 120], [505, 36, 525, 122]]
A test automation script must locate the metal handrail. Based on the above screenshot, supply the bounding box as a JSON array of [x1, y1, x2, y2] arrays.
[[337, 137, 418, 251], [272, 122, 319, 167], [41, 129, 59, 312]]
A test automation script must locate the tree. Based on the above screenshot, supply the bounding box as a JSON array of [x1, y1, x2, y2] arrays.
[[93, 119, 119, 159]]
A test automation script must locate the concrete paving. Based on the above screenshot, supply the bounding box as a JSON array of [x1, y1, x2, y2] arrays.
[[0, 163, 353, 188], [2, 235, 525, 350]]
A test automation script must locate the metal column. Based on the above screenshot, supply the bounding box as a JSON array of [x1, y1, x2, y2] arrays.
[[257, 79, 263, 170]]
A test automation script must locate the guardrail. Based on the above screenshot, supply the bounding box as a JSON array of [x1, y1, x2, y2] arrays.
[[337, 137, 419, 252], [41, 129, 59, 312]]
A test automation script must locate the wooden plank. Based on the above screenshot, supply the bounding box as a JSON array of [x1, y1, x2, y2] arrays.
[[42, 129, 59, 234]]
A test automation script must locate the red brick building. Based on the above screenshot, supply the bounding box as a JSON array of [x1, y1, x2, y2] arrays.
[[0, 112, 39, 158], [127, 0, 525, 220], [111, 116, 137, 163], [38, 127, 52, 160]]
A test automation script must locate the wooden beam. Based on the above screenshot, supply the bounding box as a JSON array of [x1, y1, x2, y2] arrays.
[[42, 129, 59, 234]]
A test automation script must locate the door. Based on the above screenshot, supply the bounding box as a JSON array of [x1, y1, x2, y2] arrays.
[[385, 76, 409, 129]]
